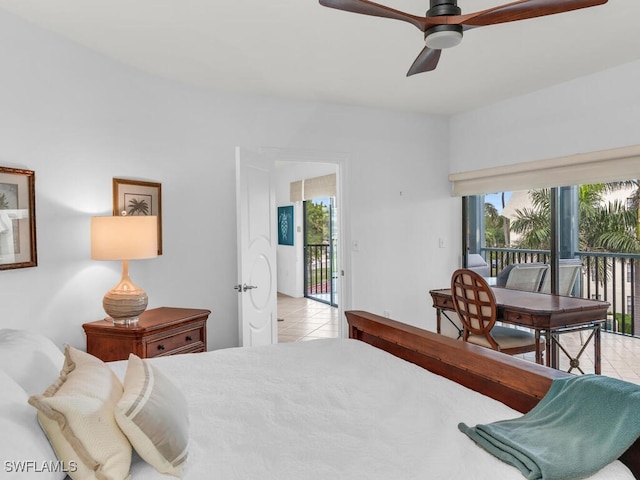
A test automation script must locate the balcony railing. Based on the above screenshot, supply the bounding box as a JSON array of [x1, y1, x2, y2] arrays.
[[481, 247, 640, 336], [306, 243, 331, 296]]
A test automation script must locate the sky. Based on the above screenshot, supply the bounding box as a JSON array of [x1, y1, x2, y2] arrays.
[[484, 192, 512, 214]]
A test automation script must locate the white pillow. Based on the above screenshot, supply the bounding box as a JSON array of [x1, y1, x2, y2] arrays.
[[0, 370, 66, 480], [28, 346, 132, 480], [0, 328, 64, 395], [116, 354, 189, 477]]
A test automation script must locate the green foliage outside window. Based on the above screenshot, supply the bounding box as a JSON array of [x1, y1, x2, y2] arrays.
[[306, 201, 329, 245]]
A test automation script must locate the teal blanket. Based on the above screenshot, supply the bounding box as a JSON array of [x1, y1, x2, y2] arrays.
[[459, 375, 640, 480]]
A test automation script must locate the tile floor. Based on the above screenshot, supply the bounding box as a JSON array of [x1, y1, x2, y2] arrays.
[[521, 329, 640, 384], [277, 293, 339, 343], [277, 293, 640, 384]]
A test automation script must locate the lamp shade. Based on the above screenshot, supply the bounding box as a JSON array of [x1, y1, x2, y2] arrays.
[[91, 216, 158, 260]]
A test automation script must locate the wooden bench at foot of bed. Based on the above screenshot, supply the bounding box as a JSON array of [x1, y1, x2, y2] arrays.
[[345, 310, 640, 479]]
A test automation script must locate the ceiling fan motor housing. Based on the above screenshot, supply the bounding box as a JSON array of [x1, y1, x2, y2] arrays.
[[427, 0, 461, 17], [425, 0, 463, 49]]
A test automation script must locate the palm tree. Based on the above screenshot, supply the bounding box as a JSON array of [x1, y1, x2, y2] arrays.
[[0, 193, 8, 210], [511, 185, 639, 253], [484, 202, 506, 247], [126, 198, 150, 216], [510, 189, 551, 250]]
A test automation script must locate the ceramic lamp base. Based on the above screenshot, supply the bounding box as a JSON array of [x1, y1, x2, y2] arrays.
[[103, 288, 148, 325], [102, 262, 148, 325]]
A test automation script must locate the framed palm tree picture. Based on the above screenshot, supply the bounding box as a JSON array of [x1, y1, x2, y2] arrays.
[[113, 178, 162, 255]]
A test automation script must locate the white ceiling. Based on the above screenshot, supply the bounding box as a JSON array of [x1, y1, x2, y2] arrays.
[[1, 0, 638, 116]]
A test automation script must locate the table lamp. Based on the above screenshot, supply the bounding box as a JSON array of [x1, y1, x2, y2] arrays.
[[91, 215, 158, 325]]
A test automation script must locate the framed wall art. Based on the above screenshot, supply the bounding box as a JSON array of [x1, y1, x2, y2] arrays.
[[277, 205, 294, 246], [112, 178, 163, 255], [0, 167, 37, 270]]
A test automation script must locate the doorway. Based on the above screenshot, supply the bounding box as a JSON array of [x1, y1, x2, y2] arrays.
[[270, 154, 344, 343], [236, 147, 348, 346]]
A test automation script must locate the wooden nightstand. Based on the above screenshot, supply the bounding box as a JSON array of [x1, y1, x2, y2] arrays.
[[83, 307, 210, 362]]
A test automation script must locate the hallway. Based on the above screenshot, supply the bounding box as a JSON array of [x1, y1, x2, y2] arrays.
[[277, 293, 338, 343]]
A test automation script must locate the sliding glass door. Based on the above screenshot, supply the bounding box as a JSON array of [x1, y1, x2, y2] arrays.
[[463, 183, 640, 335], [304, 196, 338, 307]]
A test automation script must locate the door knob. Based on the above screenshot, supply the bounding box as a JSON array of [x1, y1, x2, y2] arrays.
[[243, 284, 258, 292]]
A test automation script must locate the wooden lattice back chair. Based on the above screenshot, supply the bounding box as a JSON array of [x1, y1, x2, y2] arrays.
[[450, 269, 542, 356]]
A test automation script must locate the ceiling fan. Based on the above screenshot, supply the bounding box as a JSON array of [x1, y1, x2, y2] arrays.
[[318, 0, 608, 76]]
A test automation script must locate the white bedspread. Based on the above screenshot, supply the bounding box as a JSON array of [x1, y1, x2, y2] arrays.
[[108, 338, 633, 479]]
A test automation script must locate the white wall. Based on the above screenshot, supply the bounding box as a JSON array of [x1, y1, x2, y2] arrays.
[[449, 60, 640, 173], [348, 133, 458, 325], [0, 10, 455, 350]]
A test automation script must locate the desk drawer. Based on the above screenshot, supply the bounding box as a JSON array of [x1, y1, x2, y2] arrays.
[[502, 310, 534, 327], [433, 295, 454, 310], [146, 327, 203, 357]]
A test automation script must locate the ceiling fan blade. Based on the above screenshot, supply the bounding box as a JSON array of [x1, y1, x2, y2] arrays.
[[454, 0, 607, 27], [319, 0, 437, 31], [407, 47, 441, 76]]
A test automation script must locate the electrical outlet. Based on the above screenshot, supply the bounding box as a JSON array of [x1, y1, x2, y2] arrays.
[[383, 310, 391, 318]]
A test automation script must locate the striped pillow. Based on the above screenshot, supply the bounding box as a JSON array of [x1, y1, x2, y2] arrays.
[[28, 346, 131, 480], [115, 354, 189, 477]]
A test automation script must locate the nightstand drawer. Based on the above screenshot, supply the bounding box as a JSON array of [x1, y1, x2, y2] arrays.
[[83, 307, 210, 361], [146, 327, 203, 357]]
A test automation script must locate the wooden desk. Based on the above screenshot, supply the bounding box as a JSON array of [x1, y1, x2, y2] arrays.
[[429, 288, 609, 374]]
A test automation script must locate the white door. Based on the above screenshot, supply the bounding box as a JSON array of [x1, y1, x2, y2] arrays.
[[235, 147, 277, 346]]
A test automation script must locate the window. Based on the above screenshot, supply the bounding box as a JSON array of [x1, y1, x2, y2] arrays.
[[453, 145, 640, 336]]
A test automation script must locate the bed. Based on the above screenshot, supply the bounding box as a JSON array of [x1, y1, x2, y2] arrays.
[[1, 310, 639, 480]]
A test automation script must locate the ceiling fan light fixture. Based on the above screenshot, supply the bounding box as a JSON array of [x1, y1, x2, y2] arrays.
[[319, 0, 608, 75], [425, 29, 462, 49]]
